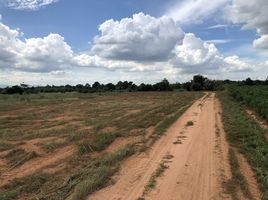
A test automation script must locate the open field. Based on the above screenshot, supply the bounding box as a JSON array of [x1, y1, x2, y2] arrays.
[[0, 89, 267, 200], [0, 92, 202, 200]]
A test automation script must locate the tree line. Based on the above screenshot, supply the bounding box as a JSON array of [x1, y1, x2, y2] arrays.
[[1, 75, 267, 95]]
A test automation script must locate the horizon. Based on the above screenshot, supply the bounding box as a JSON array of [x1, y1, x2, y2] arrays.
[[1, 75, 266, 88], [0, 0, 268, 85]]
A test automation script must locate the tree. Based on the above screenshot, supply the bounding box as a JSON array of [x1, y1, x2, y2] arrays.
[[182, 82, 191, 91], [193, 75, 205, 89], [105, 83, 116, 91], [191, 82, 203, 91], [4, 86, 24, 94], [244, 77, 254, 86], [92, 81, 101, 89], [154, 78, 172, 91]]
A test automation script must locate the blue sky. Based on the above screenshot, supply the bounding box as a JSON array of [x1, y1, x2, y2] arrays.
[[1, 0, 173, 50], [0, 0, 267, 85]]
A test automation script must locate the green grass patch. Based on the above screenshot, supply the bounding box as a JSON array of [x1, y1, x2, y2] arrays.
[[218, 91, 268, 199], [0, 173, 50, 200], [143, 162, 168, 195]]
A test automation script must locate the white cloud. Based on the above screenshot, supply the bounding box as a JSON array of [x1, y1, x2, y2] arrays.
[[0, 14, 2, 21], [166, 0, 230, 24], [226, 0, 268, 49], [171, 33, 252, 74], [92, 13, 184, 61], [7, 0, 59, 11], [223, 56, 252, 72], [0, 22, 73, 72], [0, 13, 258, 85], [253, 35, 268, 49], [205, 39, 232, 44], [207, 24, 229, 29]]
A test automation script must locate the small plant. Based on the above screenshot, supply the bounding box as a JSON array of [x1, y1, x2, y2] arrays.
[[186, 120, 194, 126], [143, 161, 169, 195], [41, 141, 66, 153], [5, 148, 38, 168], [0, 141, 14, 152]]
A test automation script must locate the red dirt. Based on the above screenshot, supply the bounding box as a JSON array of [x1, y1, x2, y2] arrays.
[[0, 145, 75, 186], [88, 94, 233, 200], [236, 153, 262, 200], [88, 93, 262, 200]]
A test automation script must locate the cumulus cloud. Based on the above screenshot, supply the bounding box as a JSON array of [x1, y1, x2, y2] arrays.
[[92, 13, 184, 61], [171, 33, 252, 74], [0, 13, 254, 81], [253, 35, 268, 49], [171, 33, 221, 73], [7, 0, 59, 11], [0, 22, 73, 72], [223, 56, 252, 72], [226, 0, 268, 49], [166, 0, 229, 24]]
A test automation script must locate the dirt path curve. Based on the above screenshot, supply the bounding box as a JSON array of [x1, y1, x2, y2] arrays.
[[89, 93, 232, 200]]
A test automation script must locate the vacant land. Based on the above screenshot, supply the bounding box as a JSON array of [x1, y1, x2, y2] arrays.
[[0, 92, 202, 200], [0, 89, 266, 200]]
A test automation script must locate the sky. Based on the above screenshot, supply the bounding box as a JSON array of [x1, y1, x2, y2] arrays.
[[0, 0, 267, 86]]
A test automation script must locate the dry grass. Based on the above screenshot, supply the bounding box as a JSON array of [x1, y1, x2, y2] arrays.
[[0, 91, 203, 199]]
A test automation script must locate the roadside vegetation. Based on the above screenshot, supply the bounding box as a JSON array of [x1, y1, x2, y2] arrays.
[[218, 90, 268, 199], [228, 85, 268, 121]]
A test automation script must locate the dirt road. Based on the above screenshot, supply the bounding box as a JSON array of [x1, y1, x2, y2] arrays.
[[87, 93, 248, 200]]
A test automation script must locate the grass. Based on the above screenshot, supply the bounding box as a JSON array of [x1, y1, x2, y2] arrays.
[[218, 91, 268, 199], [140, 153, 173, 198], [5, 148, 38, 168], [40, 141, 67, 152], [0, 173, 50, 200], [143, 161, 169, 196], [223, 149, 254, 200], [186, 120, 194, 126], [0, 141, 14, 152], [70, 144, 135, 200], [77, 132, 122, 154], [0, 91, 203, 199]]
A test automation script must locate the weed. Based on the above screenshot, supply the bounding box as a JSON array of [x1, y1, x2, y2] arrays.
[[71, 144, 135, 200], [0, 141, 14, 152], [5, 148, 38, 168], [41, 141, 66, 152], [143, 162, 168, 195], [186, 120, 194, 126], [0, 173, 50, 200]]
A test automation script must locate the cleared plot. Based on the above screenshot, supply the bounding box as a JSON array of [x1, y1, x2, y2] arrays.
[[0, 91, 202, 200]]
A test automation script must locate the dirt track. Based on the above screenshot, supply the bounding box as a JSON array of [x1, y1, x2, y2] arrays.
[[89, 93, 235, 200]]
